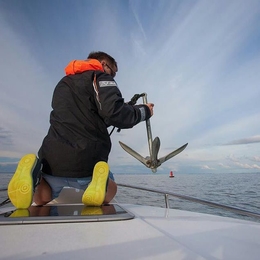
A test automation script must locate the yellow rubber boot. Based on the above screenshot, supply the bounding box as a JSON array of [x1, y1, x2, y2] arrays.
[[82, 161, 109, 206], [8, 154, 37, 209]]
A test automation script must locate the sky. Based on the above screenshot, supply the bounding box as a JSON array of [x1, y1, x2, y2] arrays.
[[0, 0, 260, 175]]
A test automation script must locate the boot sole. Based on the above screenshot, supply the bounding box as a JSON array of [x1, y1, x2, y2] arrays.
[[82, 161, 109, 206], [8, 154, 37, 209]]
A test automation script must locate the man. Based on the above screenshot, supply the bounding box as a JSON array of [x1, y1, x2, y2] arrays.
[[8, 51, 154, 209]]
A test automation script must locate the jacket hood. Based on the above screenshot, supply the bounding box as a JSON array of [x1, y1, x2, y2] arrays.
[[65, 59, 104, 75]]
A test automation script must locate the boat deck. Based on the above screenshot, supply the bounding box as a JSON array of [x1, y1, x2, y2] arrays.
[[1, 185, 260, 259], [0, 203, 260, 259]]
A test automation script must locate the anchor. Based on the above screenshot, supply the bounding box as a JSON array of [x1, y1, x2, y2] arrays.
[[119, 93, 188, 172]]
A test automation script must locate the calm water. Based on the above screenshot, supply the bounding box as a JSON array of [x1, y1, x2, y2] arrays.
[[115, 172, 260, 223], [1, 172, 260, 222]]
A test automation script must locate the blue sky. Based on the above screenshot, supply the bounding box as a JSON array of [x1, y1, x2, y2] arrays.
[[0, 0, 260, 174]]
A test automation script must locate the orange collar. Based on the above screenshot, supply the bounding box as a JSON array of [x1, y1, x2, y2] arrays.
[[65, 59, 104, 75]]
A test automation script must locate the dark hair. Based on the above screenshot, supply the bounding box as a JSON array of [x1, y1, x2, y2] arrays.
[[87, 51, 118, 69]]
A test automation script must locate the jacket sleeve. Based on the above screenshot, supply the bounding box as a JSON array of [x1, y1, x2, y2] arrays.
[[93, 72, 151, 129]]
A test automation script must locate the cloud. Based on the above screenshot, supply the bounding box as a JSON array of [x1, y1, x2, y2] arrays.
[[201, 165, 215, 170], [251, 156, 260, 162], [0, 157, 20, 172], [224, 135, 260, 145], [1, 1, 260, 174], [234, 162, 260, 170], [218, 163, 231, 169], [0, 127, 13, 146], [0, 11, 53, 158], [226, 154, 260, 170]]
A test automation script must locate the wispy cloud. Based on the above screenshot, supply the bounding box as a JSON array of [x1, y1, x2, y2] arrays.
[[0, 127, 13, 146], [251, 156, 260, 162], [0, 1, 260, 174], [129, 0, 147, 57], [218, 163, 231, 169], [201, 165, 215, 170], [234, 162, 260, 170], [224, 135, 260, 145]]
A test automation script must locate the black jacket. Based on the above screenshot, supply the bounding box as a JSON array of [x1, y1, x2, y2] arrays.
[[38, 59, 151, 177]]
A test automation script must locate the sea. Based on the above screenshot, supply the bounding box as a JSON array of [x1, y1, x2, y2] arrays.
[[1, 172, 260, 223]]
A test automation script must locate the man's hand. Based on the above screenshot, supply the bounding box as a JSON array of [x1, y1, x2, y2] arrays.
[[146, 103, 154, 116]]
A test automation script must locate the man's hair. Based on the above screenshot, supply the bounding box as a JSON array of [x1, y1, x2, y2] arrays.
[[87, 51, 118, 69]]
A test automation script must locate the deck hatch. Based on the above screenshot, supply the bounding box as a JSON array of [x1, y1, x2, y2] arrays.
[[0, 204, 134, 225]]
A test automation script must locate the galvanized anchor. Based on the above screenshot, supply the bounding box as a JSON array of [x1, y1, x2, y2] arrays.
[[119, 93, 188, 172]]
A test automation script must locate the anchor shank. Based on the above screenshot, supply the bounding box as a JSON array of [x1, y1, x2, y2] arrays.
[[142, 93, 153, 159]]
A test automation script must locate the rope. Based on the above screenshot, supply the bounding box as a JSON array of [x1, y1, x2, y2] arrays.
[[0, 198, 10, 207]]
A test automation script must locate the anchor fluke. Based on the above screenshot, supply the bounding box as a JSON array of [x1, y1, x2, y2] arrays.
[[119, 141, 149, 168]]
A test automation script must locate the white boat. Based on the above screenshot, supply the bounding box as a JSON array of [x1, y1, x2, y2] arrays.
[[1, 184, 260, 260]]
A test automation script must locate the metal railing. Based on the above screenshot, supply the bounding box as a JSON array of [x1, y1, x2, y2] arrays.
[[118, 183, 260, 220], [2, 183, 260, 220]]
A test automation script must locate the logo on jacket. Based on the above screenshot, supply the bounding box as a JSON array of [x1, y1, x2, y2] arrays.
[[99, 81, 117, 87]]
